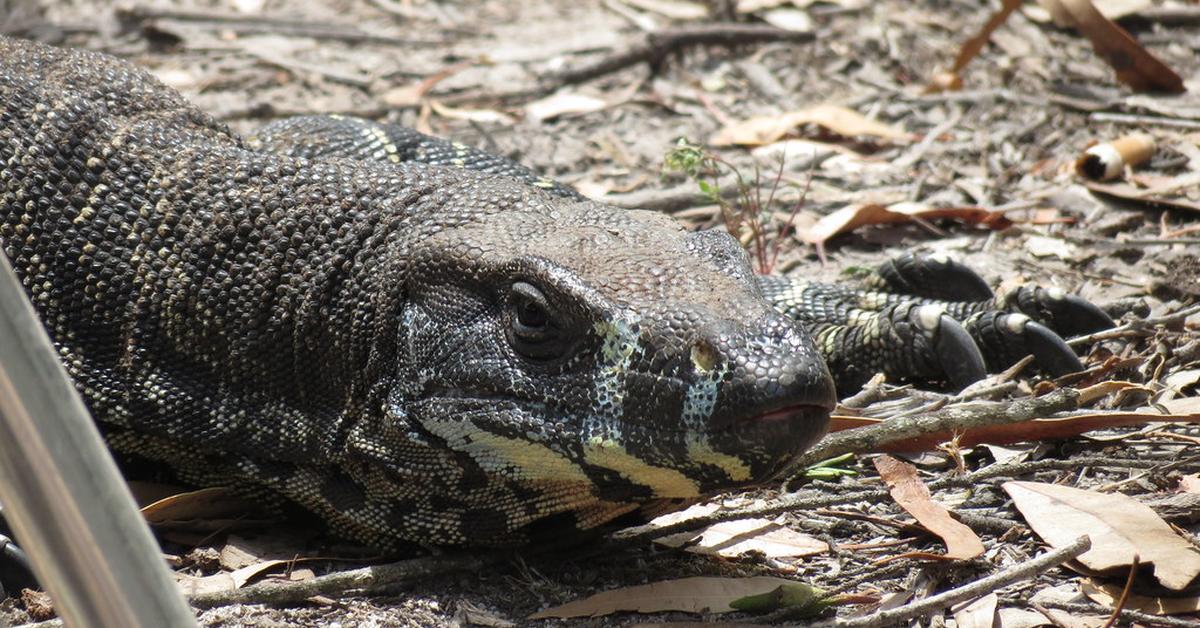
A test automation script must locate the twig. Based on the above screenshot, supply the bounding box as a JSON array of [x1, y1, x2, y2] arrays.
[[1100, 555, 1138, 628], [188, 553, 494, 609], [809, 536, 1091, 628], [605, 487, 890, 550], [1088, 112, 1200, 130], [442, 24, 815, 106], [553, 24, 814, 85], [116, 5, 446, 47], [603, 180, 741, 212], [789, 389, 1081, 470], [245, 51, 373, 88], [1068, 302, 1200, 347]]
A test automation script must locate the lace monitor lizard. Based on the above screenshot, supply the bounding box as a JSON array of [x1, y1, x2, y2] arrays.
[[0, 37, 1112, 550]]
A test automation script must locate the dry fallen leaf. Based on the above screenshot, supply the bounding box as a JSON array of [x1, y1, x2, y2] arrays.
[[656, 518, 828, 558], [1081, 579, 1200, 615], [1026, 0, 1151, 22], [525, 92, 609, 122], [1039, 0, 1184, 93], [951, 593, 998, 628], [1181, 474, 1200, 494], [428, 100, 516, 125], [380, 60, 478, 108], [710, 104, 912, 147], [175, 558, 293, 596], [1004, 481, 1200, 590], [874, 456, 985, 560], [800, 202, 1011, 248], [1084, 179, 1200, 215], [759, 7, 813, 32], [928, 0, 1021, 93], [141, 486, 257, 525], [529, 576, 806, 619], [1024, 234, 1079, 260]]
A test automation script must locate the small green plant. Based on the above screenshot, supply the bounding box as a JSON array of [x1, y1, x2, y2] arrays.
[[802, 453, 858, 480], [663, 138, 809, 275]]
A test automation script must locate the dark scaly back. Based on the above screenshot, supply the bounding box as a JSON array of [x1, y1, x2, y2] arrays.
[[249, 115, 585, 201], [0, 37, 834, 549]]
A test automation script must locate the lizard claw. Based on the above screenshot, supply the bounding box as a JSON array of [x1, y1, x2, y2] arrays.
[[966, 311, 1084, 376], [929, 308, 988, 389], [1000, 285, 1115, 337]]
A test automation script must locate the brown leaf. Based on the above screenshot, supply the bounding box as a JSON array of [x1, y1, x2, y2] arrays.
[[800, 202, 1011, 247], [1004, 481, 1200, 590], [928, 0, 1021, 93], [1039, 0, 1184, 93], [1080, 579, 1200, 615], [128, 481, 192, 507], [874, 456, 985, 560], [141, 487, 258, 524], [951, 593, 998, 628], [710, 105, 912, 147], [529, 576, 799, 619], [1084, 179, 1200, 215], [175, 559, 292, 596], [381, 59, 477, 108]]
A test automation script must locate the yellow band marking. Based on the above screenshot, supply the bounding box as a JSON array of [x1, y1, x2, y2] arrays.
[[686, 439, 752, 482], [585, 437, 700, 498]]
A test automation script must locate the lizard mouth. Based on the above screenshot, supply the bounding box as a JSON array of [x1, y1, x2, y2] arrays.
[[728, 402, 832, 465], [737, 403, 831, 427]]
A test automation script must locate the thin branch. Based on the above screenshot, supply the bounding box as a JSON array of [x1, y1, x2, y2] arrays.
[[811, 536, 1091, 628], [116, 5, 446, 47], [1068, 303, 1200, 347], [188, 553, 495, 609], [789, 388, 1081, 470], [442, 24, 815, 106]]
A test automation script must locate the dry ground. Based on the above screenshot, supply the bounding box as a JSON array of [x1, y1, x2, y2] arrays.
[[2, 0, 1200, 625]]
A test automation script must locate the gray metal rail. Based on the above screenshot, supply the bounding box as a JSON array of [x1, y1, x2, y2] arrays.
[[0, 254, 197, 627]]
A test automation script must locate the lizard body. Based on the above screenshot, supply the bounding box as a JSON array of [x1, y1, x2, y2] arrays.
[[0, 37, 1110, 549], [0, 37, 834, 548]]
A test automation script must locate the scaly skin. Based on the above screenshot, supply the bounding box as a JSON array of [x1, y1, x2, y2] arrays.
[[0, 37, 835, 549], [0, 37, 1113, 549]]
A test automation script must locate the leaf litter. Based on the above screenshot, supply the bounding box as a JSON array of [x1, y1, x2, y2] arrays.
[[10, 0, 1200, 626]]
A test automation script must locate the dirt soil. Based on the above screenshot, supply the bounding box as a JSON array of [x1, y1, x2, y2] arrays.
[[3, 0, 1200, 626]]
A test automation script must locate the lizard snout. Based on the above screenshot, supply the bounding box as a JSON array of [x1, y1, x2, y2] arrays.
[[684, 312, 836, 479]]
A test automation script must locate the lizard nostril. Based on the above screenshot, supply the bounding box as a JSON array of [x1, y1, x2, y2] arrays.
[[690, 340, 719, 374]]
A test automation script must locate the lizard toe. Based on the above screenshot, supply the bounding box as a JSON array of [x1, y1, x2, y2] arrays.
[[871, 252, 994, 302], [965, 311, 1083, 376], [1001, 285, 1115, 337]]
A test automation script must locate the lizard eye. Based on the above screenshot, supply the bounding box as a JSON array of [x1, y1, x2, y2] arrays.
[[507, 282, 570, 361]]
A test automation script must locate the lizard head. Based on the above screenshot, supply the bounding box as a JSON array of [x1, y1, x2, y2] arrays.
[[352, 185, 835, 545]]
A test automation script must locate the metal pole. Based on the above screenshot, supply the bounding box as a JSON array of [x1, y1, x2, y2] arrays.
[[0, 254, 198, 627]]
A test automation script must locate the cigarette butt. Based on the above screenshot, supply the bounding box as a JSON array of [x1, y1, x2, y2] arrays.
[[1076, 134, 1156, 181]]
